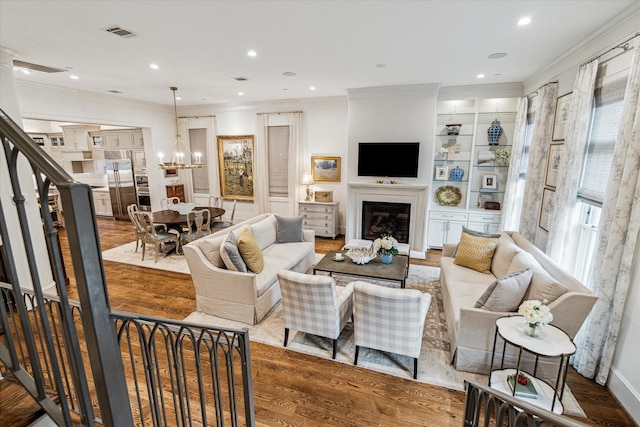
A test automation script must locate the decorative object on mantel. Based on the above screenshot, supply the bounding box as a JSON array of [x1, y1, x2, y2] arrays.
[[375, 180, 398, 184], [301, 172, 315, 201], [435, 186, 462, 206], [373, 235, 399, 265], [449, 166, 464, 181], [346, 247, 377, 265], [158, 87, 203, 170], [487, 118, 503, 145], [518, 299, 553, 337], [445, 123, 462, 135], [494, 148, 510, 166]]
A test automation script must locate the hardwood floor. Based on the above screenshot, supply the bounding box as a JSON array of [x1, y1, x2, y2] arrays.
[[1, 218, 634, 426]]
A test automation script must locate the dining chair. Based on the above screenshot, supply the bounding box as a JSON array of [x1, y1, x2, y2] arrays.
[[352, 281, 431, 379], [212, 199, 236, 230], [133, 211, 180, 262], [277, 270, 354, 359], [182, 209, 211, 242], [208, 195, 224, 209], [160, 197, 181, 209], [127, 204, 143, 252]]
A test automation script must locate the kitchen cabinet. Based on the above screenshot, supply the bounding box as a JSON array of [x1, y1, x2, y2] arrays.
[[133, 150, 146, 172], [62, 125, 99, 151], [298, 201, 340, 239], [131, 130, 144, 147], [103, 131, 133, 149], [427, 211, 467, 248]]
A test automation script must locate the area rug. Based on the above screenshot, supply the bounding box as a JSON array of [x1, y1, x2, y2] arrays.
[[102, 241, 191, 274], [183, 265, 585, 417]]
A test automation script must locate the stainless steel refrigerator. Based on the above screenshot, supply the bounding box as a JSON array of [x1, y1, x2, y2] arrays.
[[105, 159, 137, 220]]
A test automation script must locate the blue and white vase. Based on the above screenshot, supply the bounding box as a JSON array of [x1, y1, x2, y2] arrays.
[[488, 119, 503, 145], [380, 252, 393, 264], [449, 166, 464, 181]]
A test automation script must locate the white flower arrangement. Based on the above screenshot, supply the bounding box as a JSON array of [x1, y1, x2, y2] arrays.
[[373, 235, 399, 255], [518, 299, 553, 329]]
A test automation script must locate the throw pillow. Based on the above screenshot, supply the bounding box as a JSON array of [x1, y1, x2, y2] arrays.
[[452, 226, 501, 256], [454, 231, 499, 274], [275, 215, 304, 243], [220, 232, 248, 273], [474, 268, 533, 311], [236, 227, 264, 273]]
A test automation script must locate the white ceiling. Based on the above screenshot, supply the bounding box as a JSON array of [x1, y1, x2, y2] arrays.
[[0, 0, 636, 106]]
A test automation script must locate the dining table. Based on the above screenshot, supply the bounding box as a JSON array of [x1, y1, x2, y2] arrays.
[[151, 206, 225, 234]]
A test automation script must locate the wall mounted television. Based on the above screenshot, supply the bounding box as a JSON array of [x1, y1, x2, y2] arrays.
[[357, 142, 420, 178]]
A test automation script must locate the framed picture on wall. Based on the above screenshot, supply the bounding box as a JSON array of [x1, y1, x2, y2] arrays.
[[552, 92, 572, 141], [545, 144, 563, 188], [539, 188, 556, 232], [217, 135, 255, 200], [435, 166, 449, 180], [311, 156, 341, 182], [481, 174, 498, 190]]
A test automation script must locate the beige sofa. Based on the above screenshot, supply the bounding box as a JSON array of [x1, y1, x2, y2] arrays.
[[440, 231, 597, 376], [183, 213, 316, 324]]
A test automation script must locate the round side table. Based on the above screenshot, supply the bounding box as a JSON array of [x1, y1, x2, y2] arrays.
[[488, 315, 576, 414]]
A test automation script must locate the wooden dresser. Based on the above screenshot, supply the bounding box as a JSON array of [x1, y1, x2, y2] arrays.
[[298, 201, 340, 239]]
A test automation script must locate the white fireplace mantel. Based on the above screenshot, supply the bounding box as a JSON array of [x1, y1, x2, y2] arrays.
[[347, 182, 428, 255]]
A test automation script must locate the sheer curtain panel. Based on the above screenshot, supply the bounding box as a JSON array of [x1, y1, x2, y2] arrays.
[[254, 114, 270, 213], [518, 83, 557, 241]]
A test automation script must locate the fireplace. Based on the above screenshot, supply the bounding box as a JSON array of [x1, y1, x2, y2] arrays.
[[362, 202, 410, 243], [347, 182, 428, 255]]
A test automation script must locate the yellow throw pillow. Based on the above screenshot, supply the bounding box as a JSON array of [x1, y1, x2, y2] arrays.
[[236, 227, 264, 273], [454, 232, 498, 274]]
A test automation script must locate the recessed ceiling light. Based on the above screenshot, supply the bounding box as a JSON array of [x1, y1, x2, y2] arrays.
[[477, 74, 485, 79], [238, 92, 244, 96], [517, 17, 532, 26], [282, 71, 297, 77], [376, 64, 387, 68], [488, 53, 507, 59], [70, 75, 79, 80], [150, 64, 159, 70], [310, 86, 316, 91], [247, 50, 257, 57]]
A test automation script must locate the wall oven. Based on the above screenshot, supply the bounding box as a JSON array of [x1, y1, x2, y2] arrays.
[[135, 174, 151, 211]]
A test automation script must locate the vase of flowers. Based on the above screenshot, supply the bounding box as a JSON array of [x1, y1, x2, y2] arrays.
[[518, 299, 553, 337], [373, 235, 399, 264], [494, 149, 510, 166]]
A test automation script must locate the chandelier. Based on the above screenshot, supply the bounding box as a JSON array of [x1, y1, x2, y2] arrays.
[[158, 86, 203, 170]]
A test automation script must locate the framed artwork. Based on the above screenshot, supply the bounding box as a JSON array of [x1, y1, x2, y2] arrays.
[[539, 188, 556, 232], [481, 174, 498, 190], [217, 135, 255, 200], [311, 156, 341, 182], [545, 144, 563, 188], [552, 92, 572, 141], [435, 166, 449, 180], [164, 168, 178, 178]]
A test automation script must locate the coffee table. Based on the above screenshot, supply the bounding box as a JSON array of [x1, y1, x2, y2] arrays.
[[313, 250, 408, 288]]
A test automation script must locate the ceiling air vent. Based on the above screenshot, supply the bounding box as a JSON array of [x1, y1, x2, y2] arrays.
[[104, 26, 137, 38], [233, 77, 248, 82], [13, 60, 67, 73], [107, 90, 123, 94]]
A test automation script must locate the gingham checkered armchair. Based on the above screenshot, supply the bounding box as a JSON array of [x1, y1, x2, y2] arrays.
[[353, 281, 431, 379], [277, 270, 354, 359]]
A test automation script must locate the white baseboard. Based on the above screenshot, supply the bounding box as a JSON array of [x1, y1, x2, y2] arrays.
[[607, 366, 640, 425]]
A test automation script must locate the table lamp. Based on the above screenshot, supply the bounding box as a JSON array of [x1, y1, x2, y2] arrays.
[[301, 173, 315, 201]]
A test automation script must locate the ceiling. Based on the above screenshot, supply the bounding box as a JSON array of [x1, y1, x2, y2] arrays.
[[0, 1, 636, 107]]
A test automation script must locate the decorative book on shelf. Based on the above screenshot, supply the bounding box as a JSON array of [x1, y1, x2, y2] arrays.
[[507, 373, 538, 399]]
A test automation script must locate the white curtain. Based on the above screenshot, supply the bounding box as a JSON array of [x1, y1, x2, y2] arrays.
[[546, 61, 599, 265], [499, 96, 528, 231], [518, 83, 558, 241], [254, 114, 270, 213], [177, 118, 194, 202], [287, 112, 304, 216], [573, 41, 640, 385]]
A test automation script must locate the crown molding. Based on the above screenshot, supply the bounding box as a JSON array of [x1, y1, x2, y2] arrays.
[[347, 83, 440, 100]]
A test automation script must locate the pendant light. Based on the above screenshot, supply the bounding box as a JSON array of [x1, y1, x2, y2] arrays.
[[158, 86, 203, 170]]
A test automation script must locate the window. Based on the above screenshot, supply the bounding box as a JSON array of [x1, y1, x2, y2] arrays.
[[577, 77, 627, 206], [267, 126, 289, 197], [189, 128, 209, 194]]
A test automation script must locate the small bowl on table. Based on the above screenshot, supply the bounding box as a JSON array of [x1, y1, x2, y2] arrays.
[[346, 248, 376, 265]]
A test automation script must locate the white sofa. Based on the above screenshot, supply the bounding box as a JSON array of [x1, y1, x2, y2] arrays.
[[440, 231, 597, 376], [183, 213, 316, 324]]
